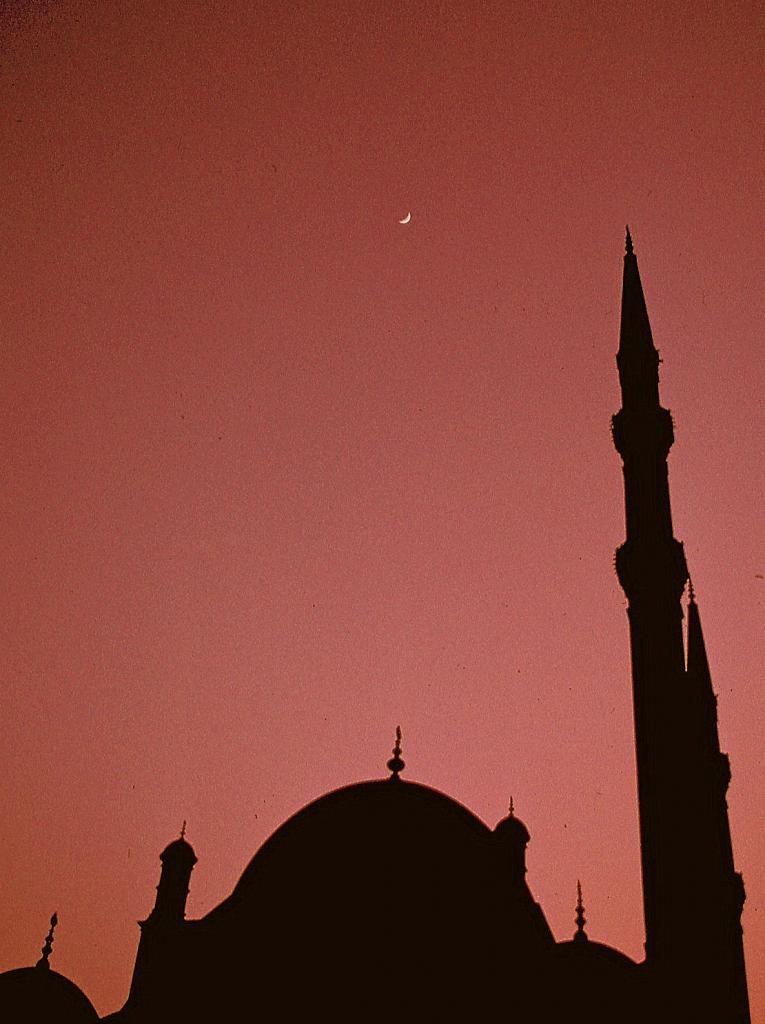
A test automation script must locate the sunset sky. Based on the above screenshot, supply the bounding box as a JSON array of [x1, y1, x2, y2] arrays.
[[1, 1, 763, 1017]]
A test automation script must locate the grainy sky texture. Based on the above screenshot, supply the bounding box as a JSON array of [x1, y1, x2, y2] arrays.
[[1, 1, 763, 1017]]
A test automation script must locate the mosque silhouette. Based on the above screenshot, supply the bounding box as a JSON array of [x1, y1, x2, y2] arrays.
[[0, 235, 751, 1022]]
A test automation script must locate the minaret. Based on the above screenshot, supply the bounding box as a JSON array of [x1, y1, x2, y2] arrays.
[[612, 228, 688, 973], [612, 231, 749, 1022], [685, 590, 750, 1020]]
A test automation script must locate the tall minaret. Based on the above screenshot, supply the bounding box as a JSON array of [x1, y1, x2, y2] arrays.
[[612, 231, 749, 1022]]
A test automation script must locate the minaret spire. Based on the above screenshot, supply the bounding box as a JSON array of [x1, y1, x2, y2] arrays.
[[686, 585, 710, 681], [611, 234, 749, 1022], [617, 228, 660, 412]]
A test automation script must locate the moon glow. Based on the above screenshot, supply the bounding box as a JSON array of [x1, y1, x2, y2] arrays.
[[398, 211, 411, 224]]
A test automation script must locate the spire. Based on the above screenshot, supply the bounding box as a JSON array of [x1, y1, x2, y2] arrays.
[[616, 228, 660, 409], [574, 882, 588, 942], [36, 912, 58, 969], [686, 586, 712, 688], [386, 725, 405, 779], [612, 228, 680, 550], [611, 236, 750, 1020]]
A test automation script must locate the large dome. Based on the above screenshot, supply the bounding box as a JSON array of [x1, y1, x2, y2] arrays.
[[186, 778, 553, 1021], [205, 778, 503, 966], [233, 777, 491, 896]]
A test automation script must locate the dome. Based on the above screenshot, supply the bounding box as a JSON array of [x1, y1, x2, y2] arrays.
[[160, 835, 197, 866], [548, 939, 645, 1024], [213, 777, 500, 940], [189, 779, 552, 1021], [494, 809, 531, 845], [555, 936, 639, 970], [0, 966, 99, 1023], [232, 777, 491, 897]]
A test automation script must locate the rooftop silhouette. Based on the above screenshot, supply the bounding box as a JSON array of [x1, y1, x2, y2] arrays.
[[0, 236, 750, 1024]]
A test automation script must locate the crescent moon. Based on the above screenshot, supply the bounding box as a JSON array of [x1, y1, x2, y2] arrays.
[[398, 211, 411, 224]]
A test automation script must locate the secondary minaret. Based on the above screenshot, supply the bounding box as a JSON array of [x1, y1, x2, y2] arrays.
[[612, 231, 749, 1022]]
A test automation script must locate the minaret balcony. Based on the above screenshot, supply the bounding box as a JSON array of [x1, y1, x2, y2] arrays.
[[615, 537, 688, 602], [612, 406, 674, 461]]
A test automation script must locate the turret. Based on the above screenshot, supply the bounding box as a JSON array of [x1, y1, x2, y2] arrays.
[[148, 825, 197, 923], [125, 825, 197, 1014], [493, 798, 530, 886]]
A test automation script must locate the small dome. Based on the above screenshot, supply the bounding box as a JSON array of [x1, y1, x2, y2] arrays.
[[494, 807, 530, 845], [554, 937, 639, 970], [160, 836, 197, 866], [549, 939, 645, 1024], [0, 966, 99, 1023]]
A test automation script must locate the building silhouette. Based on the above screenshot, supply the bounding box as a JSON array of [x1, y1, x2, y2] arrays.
[[0, 236, 751, 1022]]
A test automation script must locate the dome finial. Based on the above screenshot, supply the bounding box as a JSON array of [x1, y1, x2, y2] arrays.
[[574, 881, 588, 942], [387, 725, 405, 779], [508, 796, 515, 817], [688, 574, 696, 604], [180, 820, 187, 840], [625, 225, 633, 255], [36, 912, 58, 969]]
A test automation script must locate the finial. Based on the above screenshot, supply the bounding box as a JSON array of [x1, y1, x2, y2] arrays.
[[386, 725, 405, 779], [508, 796, 515, 817], [574, 881, 588, 942], [36, 912, 58, 969], [625, 226, 633, 255], [180, 820, 187, 840], [688, 575, 696, 604]]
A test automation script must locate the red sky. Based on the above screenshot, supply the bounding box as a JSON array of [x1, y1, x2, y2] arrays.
[[1, 1, 763, 1017]]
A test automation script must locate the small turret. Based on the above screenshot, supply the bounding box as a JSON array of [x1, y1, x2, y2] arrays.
[[126, 825, 197, 1013], [494, 798, 531, 884], [148, 823, 197, 924]]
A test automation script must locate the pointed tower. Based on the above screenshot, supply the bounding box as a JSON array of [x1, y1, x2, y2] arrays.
[[684, 591, 750, 1020], [612, 232, 749, 1021]]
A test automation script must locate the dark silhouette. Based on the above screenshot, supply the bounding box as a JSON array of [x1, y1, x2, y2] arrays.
[[613, 228, 750, 1023], [0, 236, 751, 1022], [0, 914, 99, 1022]]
